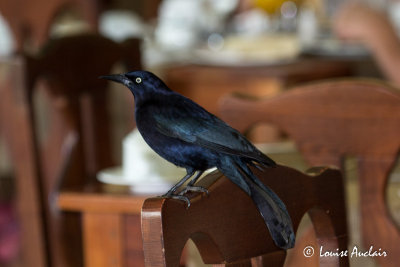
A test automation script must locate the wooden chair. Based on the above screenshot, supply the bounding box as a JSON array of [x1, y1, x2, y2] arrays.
[[141, 165, 348, 267], [219, 79, 400, 267], [0, 57, 48, 267], [0, 0, 99, 51], [0, 34, 141, 267]]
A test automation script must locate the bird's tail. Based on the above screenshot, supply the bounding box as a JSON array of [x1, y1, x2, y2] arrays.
[[218, 157, 295, 249]]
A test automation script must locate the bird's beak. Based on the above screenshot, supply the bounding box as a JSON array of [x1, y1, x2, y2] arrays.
[[99, 74, 127, 84]]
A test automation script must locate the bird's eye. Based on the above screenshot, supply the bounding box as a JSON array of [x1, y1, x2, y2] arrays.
[[135, 77, 142, 84]]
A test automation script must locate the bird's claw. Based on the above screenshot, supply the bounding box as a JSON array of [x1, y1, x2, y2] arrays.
[[161, 193, 191, 209], [179, 186, 209, 196]]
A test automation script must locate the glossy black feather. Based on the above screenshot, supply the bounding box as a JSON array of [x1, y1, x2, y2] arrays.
[[101, 70, 295, 249]]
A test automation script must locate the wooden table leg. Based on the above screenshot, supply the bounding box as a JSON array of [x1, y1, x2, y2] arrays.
[[83, 213, 122, 267]]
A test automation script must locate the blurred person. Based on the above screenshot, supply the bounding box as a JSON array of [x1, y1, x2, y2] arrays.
[[333, 2, 400, 84]]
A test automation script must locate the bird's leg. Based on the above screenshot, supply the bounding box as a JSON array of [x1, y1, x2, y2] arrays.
[[161, 170, 195, 208], [179, 171, 209, 196], [163, 171, 194, 196], [187, 171, 204, 186]]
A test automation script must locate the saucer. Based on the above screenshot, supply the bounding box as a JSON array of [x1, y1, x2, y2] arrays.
[[97, 166, 174, 195], [97, 166, 218, 195]]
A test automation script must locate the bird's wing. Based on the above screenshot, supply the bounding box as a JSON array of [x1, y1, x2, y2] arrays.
[[150, 99, 275, 166]]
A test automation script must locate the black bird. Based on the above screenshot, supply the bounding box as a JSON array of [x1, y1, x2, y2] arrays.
[[100, 70, 295, 249]]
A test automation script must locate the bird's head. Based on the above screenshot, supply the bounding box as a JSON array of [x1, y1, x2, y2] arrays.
[[100, 70, 171, 100]]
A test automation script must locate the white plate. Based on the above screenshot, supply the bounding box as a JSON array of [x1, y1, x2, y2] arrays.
[[97, 166, 218, 195], [191, 34, 300, 67], [97, 166, 174, 194]]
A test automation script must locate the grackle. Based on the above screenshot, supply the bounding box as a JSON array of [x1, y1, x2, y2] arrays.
[[100, 71, 295, 249]]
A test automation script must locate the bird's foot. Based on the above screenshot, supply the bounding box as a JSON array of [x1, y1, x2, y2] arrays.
[[179, 186, 209, 196], [161, 193, 191, 209]]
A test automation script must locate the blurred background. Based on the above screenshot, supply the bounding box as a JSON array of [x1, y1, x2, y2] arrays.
[[1, 0, 400, 266]]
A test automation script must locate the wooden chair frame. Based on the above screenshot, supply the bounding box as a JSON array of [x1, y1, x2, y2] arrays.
[[220, 78, 400, 267], [142, 165, 349, 267]]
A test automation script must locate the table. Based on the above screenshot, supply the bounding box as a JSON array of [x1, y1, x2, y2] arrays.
[[58, 182, 148, 267], [164, 56, 377, 115]]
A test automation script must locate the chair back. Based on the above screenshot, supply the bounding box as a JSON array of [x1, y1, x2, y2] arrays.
[[220, 79, 400, 267], [142, 165, 349, 267], [0, 0, 99, 51]]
